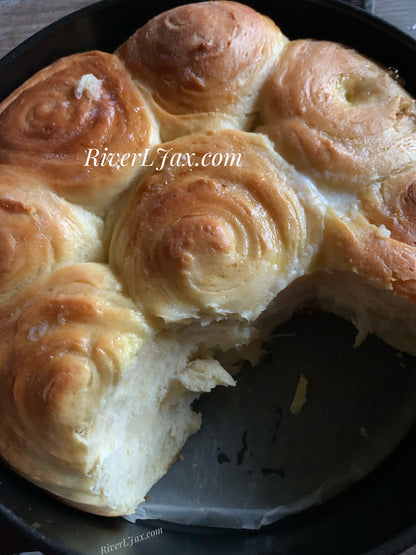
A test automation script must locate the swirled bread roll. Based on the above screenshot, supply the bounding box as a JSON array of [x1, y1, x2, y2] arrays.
[[0, 166, 104, 302], [2, 0, 416, 520], [0, 263, 148, 514], [109, 129, 322, 324], [358, 170, 416, 247], [258, 40, 416, 189], [116, 1, 287, 139], [0, 262, 238, 514], [257, 38, 416, 296], [320, 209, 416, 294], [0, 51, 159, 213]]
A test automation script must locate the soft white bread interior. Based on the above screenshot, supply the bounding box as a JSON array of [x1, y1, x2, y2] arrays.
[[0, 0, 416, 517]]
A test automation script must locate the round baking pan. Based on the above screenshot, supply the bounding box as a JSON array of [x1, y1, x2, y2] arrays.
[[1, 0, 416, 553]]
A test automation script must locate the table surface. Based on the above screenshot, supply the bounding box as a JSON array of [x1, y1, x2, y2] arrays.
[[1, 0, 416, 553], [0, 0, 416, 60]]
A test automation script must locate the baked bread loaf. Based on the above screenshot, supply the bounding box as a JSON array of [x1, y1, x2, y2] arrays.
[[0, 0, 416, 517]]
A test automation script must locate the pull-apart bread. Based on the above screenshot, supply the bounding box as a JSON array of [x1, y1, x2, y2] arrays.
[[0, 0, 415, 516]]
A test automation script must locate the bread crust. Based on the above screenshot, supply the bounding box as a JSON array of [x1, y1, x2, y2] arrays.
[[116, 1, 288, 138], [0, 50, 159, 213], [109, 129, 321, 323]]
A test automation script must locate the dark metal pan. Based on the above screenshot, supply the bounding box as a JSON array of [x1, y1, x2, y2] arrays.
[[1, 1, 416, 553]]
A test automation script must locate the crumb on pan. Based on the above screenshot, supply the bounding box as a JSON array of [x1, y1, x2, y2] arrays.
[[289, 373, 308, 415]]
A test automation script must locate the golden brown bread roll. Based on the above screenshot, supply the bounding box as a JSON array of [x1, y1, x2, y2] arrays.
[[1, 0, 416, 520], [0, 263, 150, 514], [319, 208, 416, 303], [0, 50, 159, 213], [362, 170, 416, 247], [256, 37, 416, 338], [109, 129, 322, 324], [0, 262, 240, 514], [0, 166, 104, 302], [258, 39, 416, 188], [116, 1, 287, 139]]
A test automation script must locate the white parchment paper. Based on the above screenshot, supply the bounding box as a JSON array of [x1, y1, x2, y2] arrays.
[[125, 312, 416, 529]]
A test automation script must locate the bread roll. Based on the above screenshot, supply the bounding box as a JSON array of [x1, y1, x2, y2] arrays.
[[363, 170, 416, 246], [0, 262, 240, 514], [0, 166, 104, 302], [0, 51, 159, 213], [0, 263, 149, 514], [1, 0, 416, 519], [258, 39, 416, 187], [116, 1, 287, 139], [320, 208, 416, 304], [257, 37, 416, 353], [109, 129, 322, 324]]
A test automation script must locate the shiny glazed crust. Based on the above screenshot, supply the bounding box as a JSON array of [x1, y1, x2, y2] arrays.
[[0, 0, 416, 517], [116, 1, 287, 139], [109, 129, 320, 323], [0, 50, 160, 213]]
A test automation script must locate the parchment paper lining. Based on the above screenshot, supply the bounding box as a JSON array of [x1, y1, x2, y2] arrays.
[[125, 312, 416, 529]]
